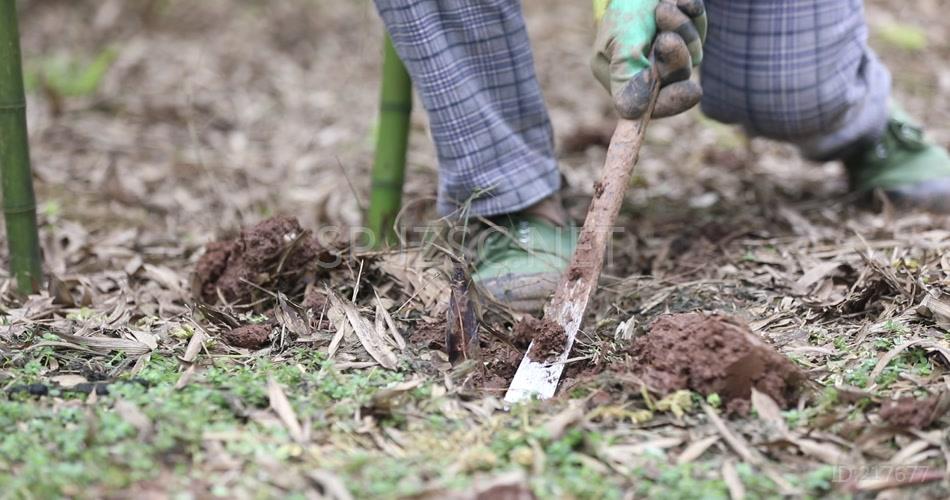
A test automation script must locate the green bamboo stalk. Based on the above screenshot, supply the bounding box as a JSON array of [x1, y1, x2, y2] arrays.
[[366, 34, 412, 248], [0, 0, 43, 294]]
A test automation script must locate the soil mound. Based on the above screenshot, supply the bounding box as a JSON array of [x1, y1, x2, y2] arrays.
[[193, 216, 324, 305], [628, 313, 803, 414], [527, 319, 567, 362], [512, 316, 544, 349], [223, 325, 272, 349]]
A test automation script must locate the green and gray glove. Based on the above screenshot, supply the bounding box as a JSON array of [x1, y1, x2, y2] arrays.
[[592, 0, 707, 119]]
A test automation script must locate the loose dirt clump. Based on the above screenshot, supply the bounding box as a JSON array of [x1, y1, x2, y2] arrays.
[[223, 325, 272, 349], [880, 396, 947, 429], [474, 341, 526, 394], [627, 313, 804, 414], [512, 315, 545, 349], [193, 216, 325, 305], [527, 319, 567, 362]]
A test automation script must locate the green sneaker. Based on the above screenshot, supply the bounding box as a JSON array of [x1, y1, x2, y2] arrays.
[[844, 109, 950, 212], [472, 215, 577, 312]]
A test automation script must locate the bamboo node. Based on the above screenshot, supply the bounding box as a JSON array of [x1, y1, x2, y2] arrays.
[[0, 101, 27, 111]]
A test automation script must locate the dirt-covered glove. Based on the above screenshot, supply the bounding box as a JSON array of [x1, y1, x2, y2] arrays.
[[592, 0, 707, 119]]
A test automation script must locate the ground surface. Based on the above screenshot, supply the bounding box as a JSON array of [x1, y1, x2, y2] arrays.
[[2, 0, 950, 498]]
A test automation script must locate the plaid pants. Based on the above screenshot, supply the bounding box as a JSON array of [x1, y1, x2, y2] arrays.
[[375, 0, 891, 216]]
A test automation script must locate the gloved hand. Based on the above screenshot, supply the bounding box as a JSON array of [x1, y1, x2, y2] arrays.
[[592, 0, 706, 119]]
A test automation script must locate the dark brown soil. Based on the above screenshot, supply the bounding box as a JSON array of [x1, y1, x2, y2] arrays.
[[193, 216, 324, 305], [407, 320, 448, 351], [473, 340, 526, 394], [512, 315, 545, 349], [880, 396, 946, 429], [223, 325, 272, 349], [560, 359, 608, 395], [627, 313, 804, 414], [410, 319, 525, 395], [527, 319, 567, 362]]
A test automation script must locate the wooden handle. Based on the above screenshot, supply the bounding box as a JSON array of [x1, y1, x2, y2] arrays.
[[548, 60, 661, 322], [542, 109, 654, 342], [504, 78, 659, 403]]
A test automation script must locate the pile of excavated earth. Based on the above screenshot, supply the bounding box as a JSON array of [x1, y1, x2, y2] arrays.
[[194, 216, 808, 411]]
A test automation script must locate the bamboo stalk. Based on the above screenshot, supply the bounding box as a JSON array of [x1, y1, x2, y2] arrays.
[[366, 34, 411, 248], [0, 0, 43, 294]]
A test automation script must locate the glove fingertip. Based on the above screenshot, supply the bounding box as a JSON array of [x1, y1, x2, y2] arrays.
[[655, 32, 692, 83], [653, 80, 702, 118], [614, 70, 657, 119], [676, 0, 705, 18]]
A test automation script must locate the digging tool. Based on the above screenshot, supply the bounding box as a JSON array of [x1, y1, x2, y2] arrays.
[[0, 0, 43, 294], [366, 34, 412, 249], [504, 70, 661, 404]]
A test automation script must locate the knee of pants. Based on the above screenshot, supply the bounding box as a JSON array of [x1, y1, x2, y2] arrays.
[[700, 72, 859, 141]]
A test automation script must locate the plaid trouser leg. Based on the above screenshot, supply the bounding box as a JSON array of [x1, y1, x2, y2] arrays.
[[374, 0, 560, 217], [701, 0, 892, 160]]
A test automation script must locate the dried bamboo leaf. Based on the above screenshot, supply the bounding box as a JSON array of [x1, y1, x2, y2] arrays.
[[328, 291, 398, 369], [854, 467, 943, 492], [368, 378, 425, 412], [51, 331, 151, 356], [888, 439, 931, 465], [605, 438, 684, 461], [793, 261, 845, 295], [307, 470, 354, 500], [542, 402, 585, 440], [114, 399, 152, 437], [721, 460, 745, 500], [751, 388, 788, 435], [869, 339, 925, 382], [918, 293, 950, 327], [787, 437, 849, 465], [51, 374, 87, 388], [703, 404, 799, 495], [918, 341, 950, 367], [274, 293, 310, 337], [326, 295, 350, 359], [268, 377, 304, 443], [180, 330, 206, 364], [374, 251, 450, 314], [175, 365, 196, 390], [704, 404, 761, 465], [374, 293, 405, 351], [676, 435, 720, 465], [129, 329, 158, 350], [143, 263, 187, 295]]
